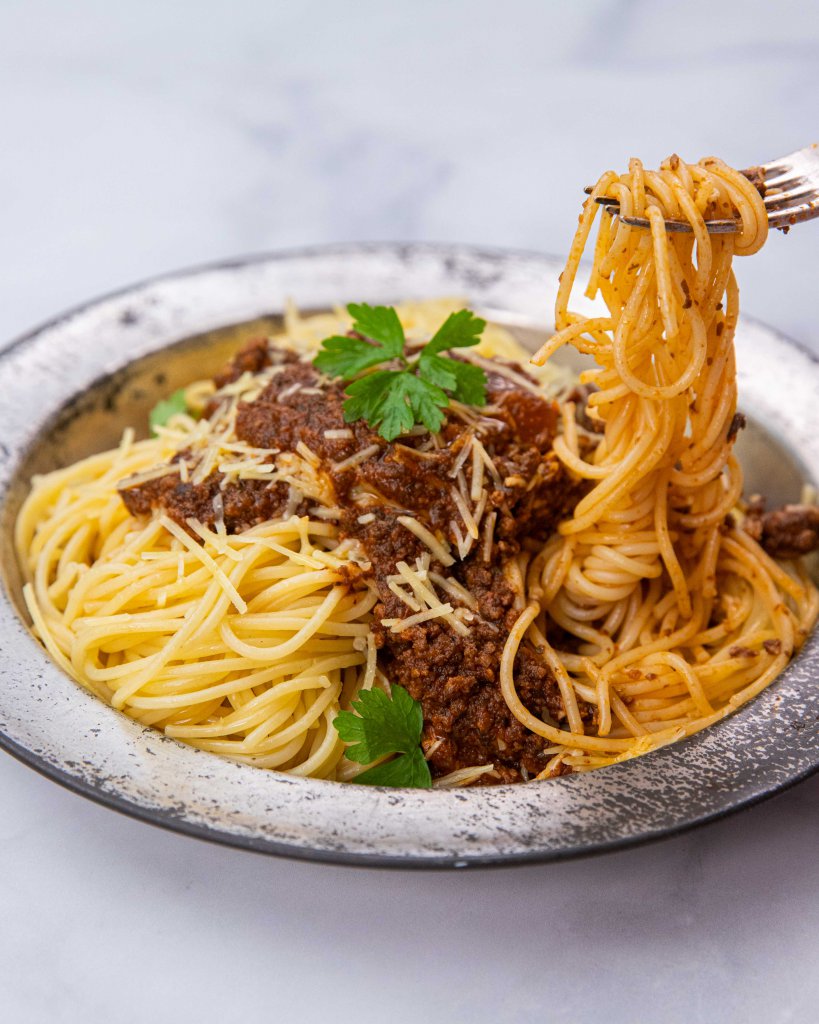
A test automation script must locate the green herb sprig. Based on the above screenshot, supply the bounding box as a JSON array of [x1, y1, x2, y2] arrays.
[[149, 388, 188, 436], [313, 304, 488, 441], [333, 683, 432, 788]]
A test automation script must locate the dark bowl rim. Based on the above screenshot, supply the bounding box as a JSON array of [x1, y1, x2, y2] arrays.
[[0, 241, 816, 869]]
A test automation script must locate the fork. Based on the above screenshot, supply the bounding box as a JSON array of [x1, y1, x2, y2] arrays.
[[584, 145, 819, 234]]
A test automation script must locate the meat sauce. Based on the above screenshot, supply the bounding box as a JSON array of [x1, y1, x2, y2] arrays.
[[120, 338, 586, 783], [742, 496, 819, 560]]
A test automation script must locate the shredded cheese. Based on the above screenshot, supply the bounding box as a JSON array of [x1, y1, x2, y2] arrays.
[[459, 350, 543, 396], [450, 485, 479, 540], [450, 519, 474, 560], [470, 441, 485, 502], [433, 764, 497, 788], [381, 603, 455, 632], [449, 433, 474, 479], [481, 511, 497, 563], [334, 444, 381, 472], [428, 571, 479, 611], [473, 437, 502, 486], [309, 506, 342, 520], [295, 441, 321, 468], [397, 516, 455, 567], [472, 490, 489, 535], [391, 560, 469, 637], [161, 516, 247, 613], [118, 463, 180, 489], [387, 580, 422, 613]]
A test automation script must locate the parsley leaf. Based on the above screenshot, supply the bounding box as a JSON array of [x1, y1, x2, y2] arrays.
[[335, 684, 422, 762], [419, 353, 487, 407], [313, 304, 488, 441], [342, 370, 413, 439], [333, 684, 432, 789], [425, 309, 487, 356], [313, 335, 397, 378], [419, 309, 487, 407], [347, 303, 406, 357], [149, 388, 188, 436], [400, 372, 449, 435], [313, 303, 406, 379], [343, 371, 450, 442], [355, 747, 432, 788]]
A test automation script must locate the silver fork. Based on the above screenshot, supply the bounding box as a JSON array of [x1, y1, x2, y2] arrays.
[[584, 145, 819, 234]]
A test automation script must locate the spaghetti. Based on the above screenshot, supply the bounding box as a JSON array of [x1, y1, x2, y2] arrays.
[[510, 155, 819, 773], [14, 157, 819, 786], [16, 302, 573, 785], [16, 435, 377, 777]]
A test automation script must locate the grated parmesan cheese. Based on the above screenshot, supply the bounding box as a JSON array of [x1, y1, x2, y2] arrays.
[[309, 506, 342, 520], [381, 603, 455, 632], [481, 511, 497, 563], [118, 463, 180, 489], [473, 437, 502, 486], [160, 515, 247, 613], [390, 560, 469, 637], [387, 580, 422, 613], [428, 571, 479, 611], [459, 350, 543, 396], [470, 441, 485, 502], [449, 433, 474, 479], [433, 763, 497, 788], [451, 484, 479, 540], [334, 444, 381, 472], [396, 516, 455, 567], [295, 441, 321, 468]]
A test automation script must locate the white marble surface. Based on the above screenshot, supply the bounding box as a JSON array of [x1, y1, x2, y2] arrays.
[[1, 2, 818, 1021]]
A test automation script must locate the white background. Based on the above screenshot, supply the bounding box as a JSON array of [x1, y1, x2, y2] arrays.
[[1, 2, 818, 1021]]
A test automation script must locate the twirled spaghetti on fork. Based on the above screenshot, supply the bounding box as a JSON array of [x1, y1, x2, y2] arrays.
[[499, 156, 818, 774]]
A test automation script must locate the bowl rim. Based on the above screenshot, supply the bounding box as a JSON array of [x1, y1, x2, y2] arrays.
[[0, 241, 817, 869]]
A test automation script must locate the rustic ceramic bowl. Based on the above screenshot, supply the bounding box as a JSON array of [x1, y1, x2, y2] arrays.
[[0, 244, 817, 868]]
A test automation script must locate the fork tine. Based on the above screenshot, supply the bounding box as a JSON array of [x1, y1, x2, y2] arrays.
[[750, 144, 819, 185], [762, 170, 811, 189], [593, 200, 737, 233], [764, 186, 819, 210], [619, 215, 738, 235], [768, 203, 819, 229], [583, 146, 819, 235]]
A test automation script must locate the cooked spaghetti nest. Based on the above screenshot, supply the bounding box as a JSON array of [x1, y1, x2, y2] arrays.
[[15, 300, 566, 786]]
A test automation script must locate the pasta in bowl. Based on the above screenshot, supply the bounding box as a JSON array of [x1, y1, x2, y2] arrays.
[[0, 157, 817, 863], [14, 157, 818, 790]]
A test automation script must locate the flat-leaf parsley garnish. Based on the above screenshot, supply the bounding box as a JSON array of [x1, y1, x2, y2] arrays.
[[149, 388, 188, 436], [313, 303, 488, 441], [333, 683, 432, 788]]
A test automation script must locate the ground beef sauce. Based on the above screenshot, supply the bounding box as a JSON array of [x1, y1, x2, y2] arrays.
[[120, 466, 301, 533], [120, 337, 589, 784], [741, 496, 819, 560]]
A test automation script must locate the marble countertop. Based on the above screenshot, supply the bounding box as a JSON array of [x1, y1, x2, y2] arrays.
[[1, 2, 817, 1021]]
